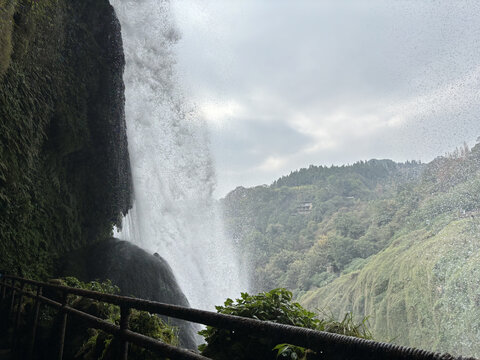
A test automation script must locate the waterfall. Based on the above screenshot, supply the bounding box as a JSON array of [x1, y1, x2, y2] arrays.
[[109, 0, 248, 310]]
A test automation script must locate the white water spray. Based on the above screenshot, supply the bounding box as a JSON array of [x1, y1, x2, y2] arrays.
[[110, 0, 248, 310]]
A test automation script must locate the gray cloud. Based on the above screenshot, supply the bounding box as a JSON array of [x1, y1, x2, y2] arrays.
[[172, 0, 480, 197], [210, 117, 315, 170]]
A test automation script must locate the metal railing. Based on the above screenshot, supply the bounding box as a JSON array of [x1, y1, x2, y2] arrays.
[[0, 274, 476, 360]]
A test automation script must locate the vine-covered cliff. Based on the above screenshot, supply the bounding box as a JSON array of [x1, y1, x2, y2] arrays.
[[0, 0, 132, 278]]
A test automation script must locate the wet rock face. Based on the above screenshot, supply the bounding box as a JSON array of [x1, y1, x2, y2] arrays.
[[79, 0, 133, 227], [62, 238, 198, 350], [0, 0, 132, 277]]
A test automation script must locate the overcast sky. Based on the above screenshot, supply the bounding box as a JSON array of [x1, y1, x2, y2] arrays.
[[170, 0, 480, 198]]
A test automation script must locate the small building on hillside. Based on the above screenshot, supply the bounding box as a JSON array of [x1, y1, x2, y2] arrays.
[[297, 202, 313, 214]]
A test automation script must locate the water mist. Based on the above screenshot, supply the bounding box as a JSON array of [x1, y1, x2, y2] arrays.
[[110, 0, 248, 310]]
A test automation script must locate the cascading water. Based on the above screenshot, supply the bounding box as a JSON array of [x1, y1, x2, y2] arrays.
[[109, 0, 248, 310]]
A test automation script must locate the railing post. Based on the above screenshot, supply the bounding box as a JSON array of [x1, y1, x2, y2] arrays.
[[14, 281, 25, 330], [0, 275, 5, 332], [119, 305, 131, 360], [0, 274, 5, 300], [57, 290, 68, 360], [28, 285, 42, 360], [8, 279, 16, 321], [13, 281, 25, 353]]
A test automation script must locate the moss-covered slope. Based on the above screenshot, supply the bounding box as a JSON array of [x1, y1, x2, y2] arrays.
[[299, 218, 480, 357], [0, 0, 132, 278]]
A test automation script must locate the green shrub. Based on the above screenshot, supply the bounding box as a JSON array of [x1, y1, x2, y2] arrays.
[[310, 271, 336, 288], [55, 277, 179, 360], [198, 288, 372, 360]]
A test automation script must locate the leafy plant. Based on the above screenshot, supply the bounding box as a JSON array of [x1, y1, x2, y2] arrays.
[[273, 343, 313, 360], [198, 288, 372, 360], [54, 277, 179, 360], [316, 310, 372, 339]]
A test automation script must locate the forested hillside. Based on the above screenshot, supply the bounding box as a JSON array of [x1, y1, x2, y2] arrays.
[[222, 140, 480, 356], [223, 158, 425, 293]]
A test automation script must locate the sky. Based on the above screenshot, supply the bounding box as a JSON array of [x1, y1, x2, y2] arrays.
[[170, 0, 480, 198]]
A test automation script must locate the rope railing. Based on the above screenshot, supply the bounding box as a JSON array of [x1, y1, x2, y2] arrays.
[[0, 274, 477, 360]]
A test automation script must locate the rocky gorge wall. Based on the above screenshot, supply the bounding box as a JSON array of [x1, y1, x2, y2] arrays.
[[0, 0, 132, 278]]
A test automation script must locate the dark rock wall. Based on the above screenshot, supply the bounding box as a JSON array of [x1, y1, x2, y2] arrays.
[[62, 238, 199, 350], [0, 0, 132, 278]]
